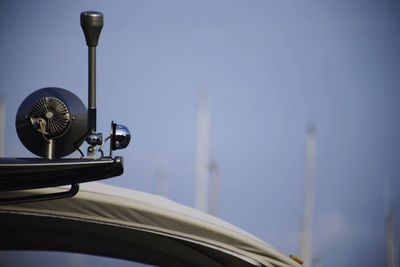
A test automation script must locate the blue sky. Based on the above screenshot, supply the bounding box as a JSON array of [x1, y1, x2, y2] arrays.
[[1, 1, 399, 266]]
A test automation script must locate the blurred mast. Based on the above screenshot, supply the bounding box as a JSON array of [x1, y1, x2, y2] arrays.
[[385, 177, 397, 267], [300, 124, 316, 267], [0, 99, 5, 157], [209, 160, 220, 216], [195, 89, 210, 212], [386, 208, 397, 267], [155, 168, 167, 197]]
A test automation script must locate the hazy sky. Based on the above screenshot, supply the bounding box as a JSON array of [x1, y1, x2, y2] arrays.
[[1, 1, 399, 266]]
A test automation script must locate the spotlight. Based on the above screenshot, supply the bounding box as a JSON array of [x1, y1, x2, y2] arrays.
[[111, 122, 131, 151]]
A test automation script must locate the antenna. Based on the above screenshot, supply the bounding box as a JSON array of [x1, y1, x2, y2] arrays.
[[81, 11, 104, 157]]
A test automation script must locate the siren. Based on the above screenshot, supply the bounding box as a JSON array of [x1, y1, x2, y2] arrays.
[[16, 87, 87, 159]]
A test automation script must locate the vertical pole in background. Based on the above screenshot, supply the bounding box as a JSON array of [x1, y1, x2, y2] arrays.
[[155, 168, 168, 197], [209, 160, 220, 217], [301, 124, 316, 267], [0, 100, 5, 157], [195, 89, 210, 212], [386, 208, 397, 267], [385, 178, 397, 267]]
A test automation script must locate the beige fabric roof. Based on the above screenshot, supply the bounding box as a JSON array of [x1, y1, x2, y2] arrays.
[[0, 182, 300, 267]]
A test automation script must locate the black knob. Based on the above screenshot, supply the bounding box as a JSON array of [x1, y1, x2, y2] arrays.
[[80, 11, 103, 47]]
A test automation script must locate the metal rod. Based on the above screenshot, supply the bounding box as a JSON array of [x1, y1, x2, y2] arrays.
[[80, 11, 103, 135], [88, 46, 96, 133]]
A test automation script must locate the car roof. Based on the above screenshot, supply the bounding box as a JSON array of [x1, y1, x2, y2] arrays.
[[0, 182, 299, 267]]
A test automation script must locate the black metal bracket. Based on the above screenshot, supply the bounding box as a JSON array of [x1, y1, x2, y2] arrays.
[[0, 157, 124, 205], [0, 157, 123, 191], [0, 183, 79, 205]]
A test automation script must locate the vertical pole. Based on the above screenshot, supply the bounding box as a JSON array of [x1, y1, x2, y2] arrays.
[[386, 208, 397, 267], [81, 11, 103, 135], [0, 100, 5, 157], [195, 89, 210, 212], [155, 168, 167, 197], [81, 11, 103, 157], [301, 124, 316, 267], [209, 160, 220, 216], [88, 46, 97, 133]]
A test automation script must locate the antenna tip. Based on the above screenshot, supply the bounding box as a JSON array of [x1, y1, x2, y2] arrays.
[[80, 11, 104, 47]]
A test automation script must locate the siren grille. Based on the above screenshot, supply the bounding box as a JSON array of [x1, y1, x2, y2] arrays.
[[30, 97, 71, 138]]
